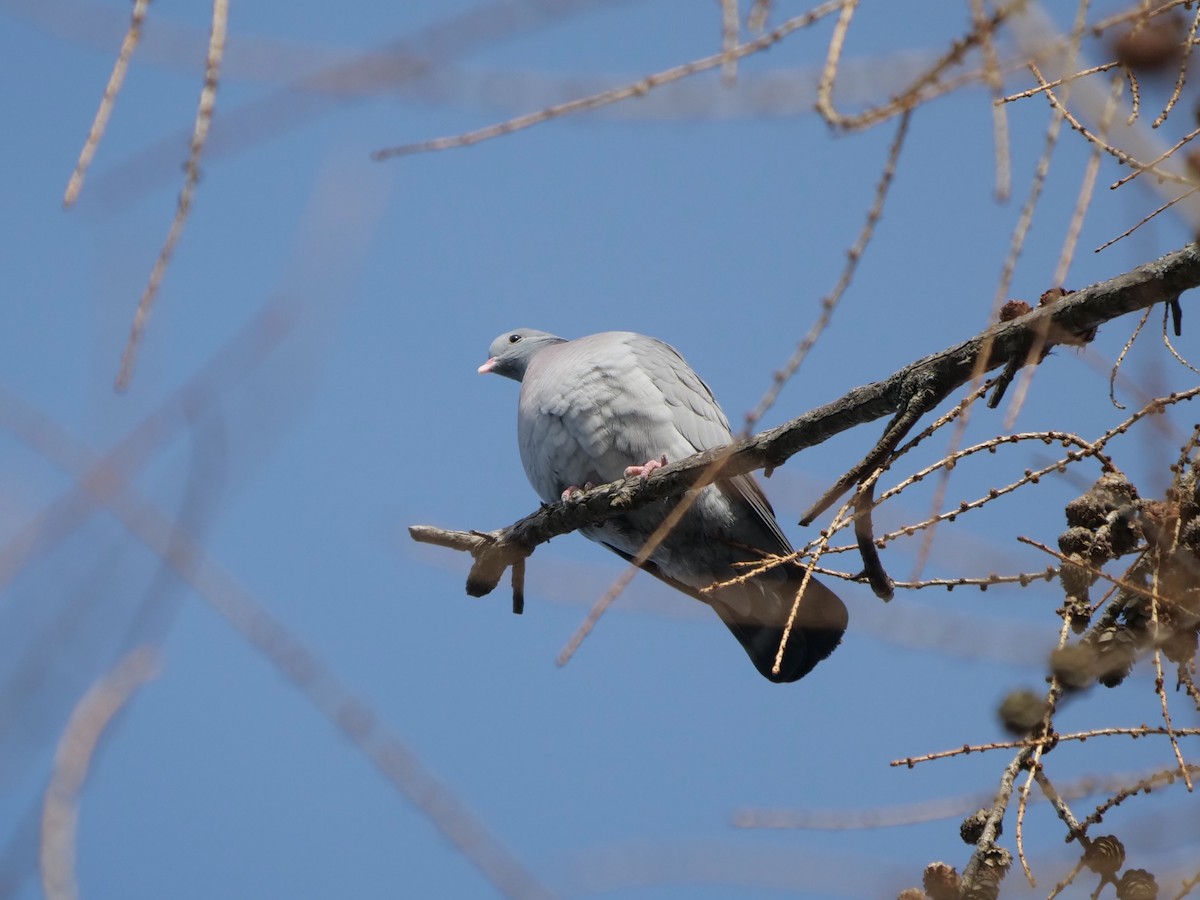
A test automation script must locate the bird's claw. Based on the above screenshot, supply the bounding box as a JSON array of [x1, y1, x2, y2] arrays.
[[560, 482, 595, 501], [624, 455, 668, 478]]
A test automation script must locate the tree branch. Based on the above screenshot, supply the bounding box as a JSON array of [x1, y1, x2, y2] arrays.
[[410, 242, 1200, 602]]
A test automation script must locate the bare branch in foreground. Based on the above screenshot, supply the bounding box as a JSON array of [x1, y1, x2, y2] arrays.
[[40, 646, 160, 900], [411, 242, 1200, 603]]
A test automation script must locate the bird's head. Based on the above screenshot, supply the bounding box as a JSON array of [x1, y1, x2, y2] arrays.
[[478, 328, 566, 381]]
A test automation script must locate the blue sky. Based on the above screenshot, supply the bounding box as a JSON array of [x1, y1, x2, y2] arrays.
[[1, 1, 1198, 898]]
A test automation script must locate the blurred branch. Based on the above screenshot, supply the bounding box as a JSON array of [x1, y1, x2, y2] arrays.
[[0, 396, 558, 900], [733, 766, 1179, 830], [373, 1, 844, 159], [0, 301, 296, 594], [68, 0, 637, 212], [1008, 2, 1200, 230], [40, 647, 160, 900], [741, 107, 911, 436], [816, 0, 1014, 131], [413, 242, 1200, 602]]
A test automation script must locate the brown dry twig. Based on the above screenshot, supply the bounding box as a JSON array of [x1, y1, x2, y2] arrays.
[[62, 0, 151, 208], [734, 766, 1169, 831], [815, 0, 1017, 132], [893, 725, 1200, 769], [867, 431, 1112, 550], [114, 0, 229, 392], [742, 107, 911, 436], [373, 1, 844, 160]]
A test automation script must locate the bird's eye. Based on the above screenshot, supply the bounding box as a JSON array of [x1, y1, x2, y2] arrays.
[[508, 333, 522, 344]]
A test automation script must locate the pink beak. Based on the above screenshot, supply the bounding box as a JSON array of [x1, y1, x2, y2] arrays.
[[478, 358, 497, 374]]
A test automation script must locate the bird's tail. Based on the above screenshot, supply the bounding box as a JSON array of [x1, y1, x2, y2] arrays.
[[600, 541, 847, 683], [710, 570, 848, 683]]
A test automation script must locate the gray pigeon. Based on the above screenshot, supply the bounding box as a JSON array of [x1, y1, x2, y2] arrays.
[[479, 329, 847, 682]]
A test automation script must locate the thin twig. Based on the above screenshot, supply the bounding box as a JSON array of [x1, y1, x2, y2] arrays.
[[1109, 124, 1200, 189], [1077, 763, 1200, 836], [1013, 615, 1072, 885], [115, 0, 229, 391], [1152, 1, 1200, 127], [1109, 306, 1152, 409], [912, 52, 1073, 580], [742, 108, 911, 435], [996, 61, 1120, 104], [874, 432, 1109, 547], [817, 0, 1016, 131], [62, 0, 151, 208], [892, 725, 1200, 768], [1094, 186, 1200, 253], [1163, 302, 1200, 374], [735, 766, 1160, 829], [373, 1, 844, 160], [1091, 0, 1190, 35], [1149, 505, 1194, 790], [1002, 70, 1124, 429], [1054, 73, 1124, 290]]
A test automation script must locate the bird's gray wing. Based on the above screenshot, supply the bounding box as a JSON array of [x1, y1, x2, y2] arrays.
[[627, 334, 795, 556], [624, 333, 735, 451]]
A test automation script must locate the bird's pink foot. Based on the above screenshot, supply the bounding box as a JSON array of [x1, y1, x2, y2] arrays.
[[560, 482, 595, 500], [624, 455, 668, 478]]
